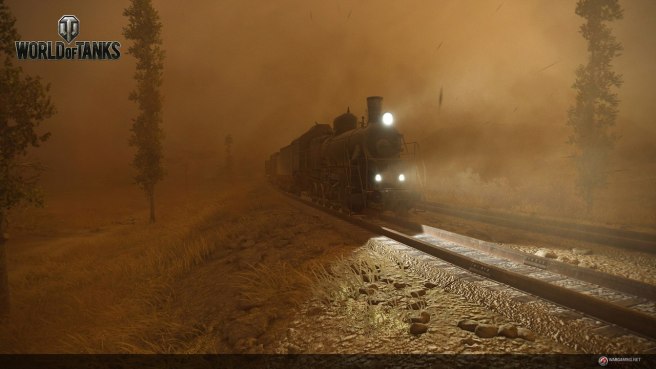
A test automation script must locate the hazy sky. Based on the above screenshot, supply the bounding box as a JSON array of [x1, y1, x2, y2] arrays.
[[6, 0, 656, 188]]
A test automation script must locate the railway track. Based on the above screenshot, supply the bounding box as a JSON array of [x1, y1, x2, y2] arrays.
[[417, 201, 656, 253], [276, 188, 656, 351]]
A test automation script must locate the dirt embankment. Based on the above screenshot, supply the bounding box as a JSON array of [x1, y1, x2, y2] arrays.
[[0, 179, 370, 353]]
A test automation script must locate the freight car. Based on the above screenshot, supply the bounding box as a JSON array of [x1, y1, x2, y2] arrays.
[[266, 96, 419, 212]]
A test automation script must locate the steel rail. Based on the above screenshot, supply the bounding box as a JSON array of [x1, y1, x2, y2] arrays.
[[278, 190, 656, 340], [370, 211, 656, 301]]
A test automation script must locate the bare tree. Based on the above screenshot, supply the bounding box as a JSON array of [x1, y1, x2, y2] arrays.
[[0, 0, 55, 316], [567, 0, 623, 208], [123, 0, 165, 223]]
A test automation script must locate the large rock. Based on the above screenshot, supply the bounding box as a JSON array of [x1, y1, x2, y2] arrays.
[[474, 323, 499, 338], [497, 324, 519, 338], [409, 323, 429, 335], [457, 319, 479, 332], [517, 327, 536, 341], [394, 282, 408, 289], [424, 282, 438, 289]]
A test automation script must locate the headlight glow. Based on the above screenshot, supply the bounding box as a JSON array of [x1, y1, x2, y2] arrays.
[[382, 112, 394, 126], [398, 174, 405, 182], [375, 174, 382, 182]]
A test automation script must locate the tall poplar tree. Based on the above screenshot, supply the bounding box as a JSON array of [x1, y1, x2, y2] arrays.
[[123, 0, 165, 223], [0, 0, 55, 315], [567, 0, 623, 207]]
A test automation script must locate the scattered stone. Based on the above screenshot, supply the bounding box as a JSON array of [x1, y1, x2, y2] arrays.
[[457, 319, 479, 332], [286, 328, 296, 339], [358, 287, 375, 295], [380, 277, 394, 284], [367, 284, 379, 290], [362, 275, 371, 283], [497, 324, 519, 338], [410, 289, 427, 298], [424, 282, 438, 289], [393, 282, 408, 289], [569, 258, 580, 265], [535, 249, 557, 259], [461, 337, 480, 345], [411, 311, 431, 324], [559, 256, 570, 263], [474, 323, 498, 338], [409, 323, 429, 335], [517, 327, 536, 341], [572, 248, 593, 256]]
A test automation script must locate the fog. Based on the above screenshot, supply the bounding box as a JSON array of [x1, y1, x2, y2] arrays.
[[6, 0, 656, 224]]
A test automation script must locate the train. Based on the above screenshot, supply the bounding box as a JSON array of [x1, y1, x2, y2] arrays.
[[265, 96, 420, 212]]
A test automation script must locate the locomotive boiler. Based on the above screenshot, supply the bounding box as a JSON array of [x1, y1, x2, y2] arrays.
[[266, 96, 419, 212]]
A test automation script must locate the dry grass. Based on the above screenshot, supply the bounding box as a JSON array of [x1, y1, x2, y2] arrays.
[[233, 262, 311, 309], [1, 178, 369, 353], [425, 167, 656, 230], [0, 180, 242, 353]]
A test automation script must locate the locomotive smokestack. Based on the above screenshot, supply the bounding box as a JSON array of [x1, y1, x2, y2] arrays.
[[367, 96, 383, 125]]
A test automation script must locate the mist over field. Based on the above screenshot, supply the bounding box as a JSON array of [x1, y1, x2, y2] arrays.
[[7, 0, 656, 225], [3, 0, 656, 357]]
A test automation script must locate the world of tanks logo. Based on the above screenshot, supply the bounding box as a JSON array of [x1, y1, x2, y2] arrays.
[[15, 15, 121, 61]]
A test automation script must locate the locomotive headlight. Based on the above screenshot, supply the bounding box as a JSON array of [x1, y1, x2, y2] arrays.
[[398, 174, 406, 182], [382, 112, 394, 126], [375, 174, 382, 182]]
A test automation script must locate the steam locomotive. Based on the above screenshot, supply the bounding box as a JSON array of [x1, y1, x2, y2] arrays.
[[265, 96, 420, 212]]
